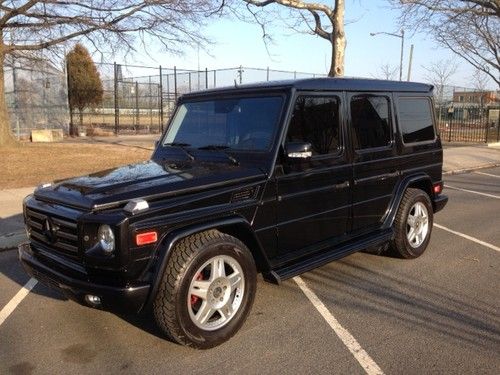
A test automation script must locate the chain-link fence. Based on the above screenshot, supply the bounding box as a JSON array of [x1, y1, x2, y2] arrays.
[[5, 62, 70, 139], [6, 62, 499, 143], [433, 85, 500, 143], [5, 63, 324, 138]]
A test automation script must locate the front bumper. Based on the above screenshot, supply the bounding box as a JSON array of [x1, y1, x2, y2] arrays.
[[18, 243, 150, 314]]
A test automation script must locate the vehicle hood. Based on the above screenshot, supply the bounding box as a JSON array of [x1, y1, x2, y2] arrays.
[[33, 160, 266, 211]]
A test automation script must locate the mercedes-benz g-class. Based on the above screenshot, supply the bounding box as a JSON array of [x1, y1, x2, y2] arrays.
[[19, 78, 448, 348]]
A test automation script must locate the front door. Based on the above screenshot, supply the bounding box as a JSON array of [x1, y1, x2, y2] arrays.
[[275, 93, 351, 258]]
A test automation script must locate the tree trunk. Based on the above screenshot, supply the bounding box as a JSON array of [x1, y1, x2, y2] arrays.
[[78, 109, 84, 136], [69, 107, 75, 136], [328, 0, 346, 77], [0, 39, 19, 147]]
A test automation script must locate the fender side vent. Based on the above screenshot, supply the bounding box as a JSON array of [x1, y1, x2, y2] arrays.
[[231, 187, 259, 203]]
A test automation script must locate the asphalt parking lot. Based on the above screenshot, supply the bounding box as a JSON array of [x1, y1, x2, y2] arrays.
[[1, 167, 499, 375]]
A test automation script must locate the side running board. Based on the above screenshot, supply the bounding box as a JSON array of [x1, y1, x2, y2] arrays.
[[263, 228, 394, 285]]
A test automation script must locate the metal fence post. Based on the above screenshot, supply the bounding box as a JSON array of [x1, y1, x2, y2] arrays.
[[266, 67, 269, 81], [483, 105, 488, 143], [149, 76, 153, 131], [166, 74, 170, 106], [497, 114, 500, 142], [135, 81, 139, 132], [214, 70, 216, 88], [205, 68, 208, 89], [174, 66, 178, 102], [12, 65, 20, 139], [448, 116, 452, 142], [66, 58, 74, 136], [188, 72, 192, 92], [113, 62, 119, 135], [159, 65, 164, 133]]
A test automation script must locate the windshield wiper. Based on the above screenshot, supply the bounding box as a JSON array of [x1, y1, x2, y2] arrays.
[[163, 142, 195, 161], [198, 145, 239, 166]]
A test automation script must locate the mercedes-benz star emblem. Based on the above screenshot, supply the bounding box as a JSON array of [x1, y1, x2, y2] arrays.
[[43, 218, 58, 243]]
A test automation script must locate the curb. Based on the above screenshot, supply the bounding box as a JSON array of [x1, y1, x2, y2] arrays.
[[0, 231, 26, 252], [443, 162, 500, 176]]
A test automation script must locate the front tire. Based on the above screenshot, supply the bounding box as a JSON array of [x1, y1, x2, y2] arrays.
[[153, 230, 256, 349], [391, 188, 433, 259]]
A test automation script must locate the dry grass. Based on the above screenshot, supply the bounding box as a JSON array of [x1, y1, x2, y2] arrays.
[[0, 142, 152, 189]]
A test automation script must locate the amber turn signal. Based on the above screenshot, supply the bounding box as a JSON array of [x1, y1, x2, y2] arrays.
[[136, 231, 158, 246]]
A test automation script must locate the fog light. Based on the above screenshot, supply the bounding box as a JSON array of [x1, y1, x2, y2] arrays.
[[85, 295, 101, 306]]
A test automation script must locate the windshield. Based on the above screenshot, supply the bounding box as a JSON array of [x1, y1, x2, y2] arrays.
[[162, 96, 284, 151]]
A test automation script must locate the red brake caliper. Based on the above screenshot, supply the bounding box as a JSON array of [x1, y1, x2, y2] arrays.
[[190, 272, 203, 306]]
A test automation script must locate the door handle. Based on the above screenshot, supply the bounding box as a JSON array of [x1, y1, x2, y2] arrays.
[[333, 181, 350, 189], [381, 171, 400, 180]]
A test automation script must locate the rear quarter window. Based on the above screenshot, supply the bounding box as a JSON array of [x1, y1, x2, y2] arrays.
[[398, 98, 436, 144]]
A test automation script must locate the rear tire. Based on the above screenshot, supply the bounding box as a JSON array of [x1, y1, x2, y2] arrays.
[[391, 188, 433, 259], [153, 230, 256, 349]]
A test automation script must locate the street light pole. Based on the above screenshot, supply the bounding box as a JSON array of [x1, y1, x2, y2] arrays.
[[370, 29, 405, 81], [407, 44, 414, 81], [399, 29, 404, 81]]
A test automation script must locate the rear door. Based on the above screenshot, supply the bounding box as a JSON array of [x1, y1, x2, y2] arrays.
[[275, 93, 351, 257], [348, 93, 400, 233]]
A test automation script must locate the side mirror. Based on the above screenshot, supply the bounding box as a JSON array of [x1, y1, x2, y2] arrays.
[[285, 142, 312, 159]]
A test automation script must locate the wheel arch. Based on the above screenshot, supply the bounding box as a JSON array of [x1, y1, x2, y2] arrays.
[[383, 174, 433, 229], [144, 216, 269, 309]]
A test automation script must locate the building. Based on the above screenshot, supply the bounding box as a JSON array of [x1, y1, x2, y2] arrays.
[[452, 90, 499, 105]]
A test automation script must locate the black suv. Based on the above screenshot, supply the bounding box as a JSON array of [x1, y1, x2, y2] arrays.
[[20, 78, 448, 348]]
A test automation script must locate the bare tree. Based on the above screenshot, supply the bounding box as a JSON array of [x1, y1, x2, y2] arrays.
[[373, 63, 399, 80], [423, 59, 458, 103], [239, 0, 346, 77], [0, 0, 223, 146], [391, 0, 500, 87], [470, 68, 492, 92]]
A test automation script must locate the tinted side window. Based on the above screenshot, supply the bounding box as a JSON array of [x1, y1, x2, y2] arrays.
[[351, 96, 391, 150], [287, 96, 341, 156], [398, 98, 435, 143]]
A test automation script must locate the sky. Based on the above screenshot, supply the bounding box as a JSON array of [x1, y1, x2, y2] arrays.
[[115, 0, 494, 89]]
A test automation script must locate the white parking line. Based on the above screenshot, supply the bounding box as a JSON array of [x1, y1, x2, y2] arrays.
[[474, 171, 500, 178], [434, 224, 500, 253], [0, 278, 37, 327], [444, 184, 500, 199], [293, 276, 384, 375]]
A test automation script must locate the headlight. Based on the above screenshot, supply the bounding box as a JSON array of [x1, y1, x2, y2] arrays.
[[98, 224, 115, 254]]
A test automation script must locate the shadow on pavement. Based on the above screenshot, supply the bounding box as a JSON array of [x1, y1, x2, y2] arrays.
[[0, 248, 66, 301], [292, 254, 500, 352], [0, 213, 25, 238]]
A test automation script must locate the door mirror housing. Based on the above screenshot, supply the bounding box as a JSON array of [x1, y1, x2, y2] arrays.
[[285, 142, 312, 159]]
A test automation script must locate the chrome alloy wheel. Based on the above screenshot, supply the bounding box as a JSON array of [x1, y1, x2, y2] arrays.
[[187, 255, 245, 331], [406, 202, 429, 248]]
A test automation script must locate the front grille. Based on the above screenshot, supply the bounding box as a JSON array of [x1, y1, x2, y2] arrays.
[[25, 208, 79, 257]]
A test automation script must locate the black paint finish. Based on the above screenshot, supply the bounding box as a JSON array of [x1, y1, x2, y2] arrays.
[[19, 78, 447, 313]]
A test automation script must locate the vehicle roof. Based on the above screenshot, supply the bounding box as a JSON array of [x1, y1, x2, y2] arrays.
[[182, 77, 433, 98]]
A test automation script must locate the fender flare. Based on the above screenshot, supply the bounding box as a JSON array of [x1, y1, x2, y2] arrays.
[[382, 174, 433, 229], [143, 215, 268, 309]]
